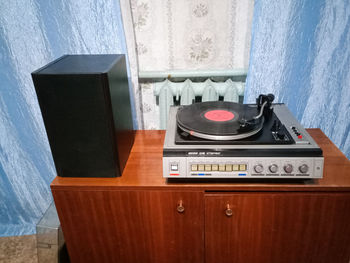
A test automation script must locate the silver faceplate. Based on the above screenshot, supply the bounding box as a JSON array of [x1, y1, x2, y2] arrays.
[[163, 156, 324, 179], [163, 104, 324, 179]]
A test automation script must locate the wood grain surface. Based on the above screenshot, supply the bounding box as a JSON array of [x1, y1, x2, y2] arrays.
[[205, 193, 350, 263], [51, 129, 350, 191], [53, 190, 204, 263], [51, 129, 350, 263]]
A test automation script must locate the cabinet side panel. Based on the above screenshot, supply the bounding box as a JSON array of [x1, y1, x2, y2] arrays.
[[107, 56, 135, 175], [53, 190, 204, 263], [205, 193, 350, 263]]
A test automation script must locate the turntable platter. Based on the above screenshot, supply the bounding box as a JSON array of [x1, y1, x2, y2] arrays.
[[176, 101, 264, 140]]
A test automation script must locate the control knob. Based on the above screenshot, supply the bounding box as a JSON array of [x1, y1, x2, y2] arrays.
[[269, 164, 278, 173], [284, 164, 293, 173], [254, 164, 264, 173], [299, 164, 309, 173]]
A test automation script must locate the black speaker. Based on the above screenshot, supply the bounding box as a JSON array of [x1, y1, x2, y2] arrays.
[[32, 54, 135, 177]]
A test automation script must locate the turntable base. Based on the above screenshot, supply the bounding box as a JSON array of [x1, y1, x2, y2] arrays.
[[163, 102, 324, 179]]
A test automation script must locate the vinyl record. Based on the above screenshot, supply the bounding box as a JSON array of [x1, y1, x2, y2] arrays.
[[176, 101, 264, 140]]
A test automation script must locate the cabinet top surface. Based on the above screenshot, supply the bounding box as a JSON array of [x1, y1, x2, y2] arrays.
[[51, 129, 350, 191], [33, 54, 122, 75]]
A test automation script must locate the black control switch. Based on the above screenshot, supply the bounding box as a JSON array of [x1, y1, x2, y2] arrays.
[[271, 120, 277, 132], [277, 131, 285, 140], [271, 120, 282, 132]]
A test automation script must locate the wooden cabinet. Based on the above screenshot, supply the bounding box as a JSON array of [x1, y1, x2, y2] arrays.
[[205, 193, 350, 263], [54, 190, 204, 263], [52, 129, 350, 263]]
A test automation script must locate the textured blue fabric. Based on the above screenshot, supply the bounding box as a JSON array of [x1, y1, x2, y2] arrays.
[[0, 0, 128, 236], [245, 0, 350, 158]]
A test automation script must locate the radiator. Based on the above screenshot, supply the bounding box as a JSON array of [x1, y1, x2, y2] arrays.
[[138, 70, 247, 129]]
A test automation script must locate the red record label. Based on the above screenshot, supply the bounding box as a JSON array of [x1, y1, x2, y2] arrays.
[[204, 110, 234, 122]]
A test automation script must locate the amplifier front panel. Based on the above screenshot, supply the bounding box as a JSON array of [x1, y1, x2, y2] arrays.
[[163, 157, 324, 179]]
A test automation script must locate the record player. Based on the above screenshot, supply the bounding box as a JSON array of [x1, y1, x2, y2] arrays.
[[163, 94, 324, 179]]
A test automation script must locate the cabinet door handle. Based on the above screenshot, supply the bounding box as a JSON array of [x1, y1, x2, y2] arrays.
[[177, 200, 185, 213], [225, 204, 233, 217]]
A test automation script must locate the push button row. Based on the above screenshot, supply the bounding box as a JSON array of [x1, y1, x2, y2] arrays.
[[191, 164, 247, 172], [291, 126, 303, 139]]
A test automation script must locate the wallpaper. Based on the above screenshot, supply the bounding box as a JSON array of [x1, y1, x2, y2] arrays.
[[0, 0, 128, 236], [128, 0, 254, 128], [245, 0, 350, 158]]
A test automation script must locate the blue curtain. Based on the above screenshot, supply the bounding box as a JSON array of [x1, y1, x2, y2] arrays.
[[245, 0, 350, 158], [0, 0, 128, 236]]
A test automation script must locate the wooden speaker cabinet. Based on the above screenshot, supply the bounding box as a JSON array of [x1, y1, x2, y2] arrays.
[[32, 54, 134, 177]]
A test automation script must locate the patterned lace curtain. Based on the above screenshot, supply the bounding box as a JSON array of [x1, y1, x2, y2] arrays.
[[245, 0, 350, 158], [120, 0, 254, 129]]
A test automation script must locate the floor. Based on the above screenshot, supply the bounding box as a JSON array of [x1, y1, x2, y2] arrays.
[[0, 235, 38, 263]]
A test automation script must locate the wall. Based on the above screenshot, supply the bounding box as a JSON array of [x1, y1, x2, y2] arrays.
[[0, 0, 128, 236], [245, 0, 350, 158]]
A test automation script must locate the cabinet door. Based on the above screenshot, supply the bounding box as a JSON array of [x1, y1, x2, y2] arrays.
[[53, 190, 204, 263], [205, 193, 350, 263]]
